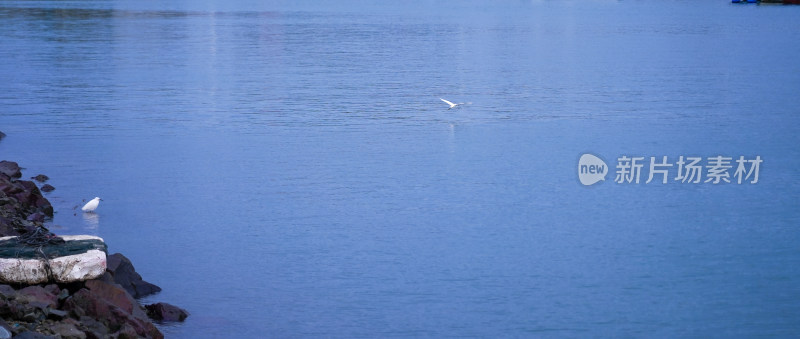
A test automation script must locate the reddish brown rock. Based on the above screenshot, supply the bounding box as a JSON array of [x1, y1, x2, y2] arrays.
[[77, 315, 109, 339], [83, 280, 147, 320], [105, 253, 162, 298], [63, 281, 162, 339], [145, 302, 189, 322], [0, 164, 54, 236], [43, 284, 60, 297], [17, 286, 58, 309], [31, 175, 49, 183], [0, 161, 21, 179]]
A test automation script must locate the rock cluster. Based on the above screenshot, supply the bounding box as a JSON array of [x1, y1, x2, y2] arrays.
[[30, 176, 48, 184], [0, 257, 188, 338], [103, 254, 161, 299], [0, 161, 54, 235], [0, 149, 188, 338]]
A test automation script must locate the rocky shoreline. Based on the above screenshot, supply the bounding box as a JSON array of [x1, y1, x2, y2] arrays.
[[0, 133, 186, 338]]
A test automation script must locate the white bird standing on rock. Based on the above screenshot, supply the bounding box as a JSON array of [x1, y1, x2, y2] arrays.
[[440, 98, 465, 110], [81, 197, 102, 212]]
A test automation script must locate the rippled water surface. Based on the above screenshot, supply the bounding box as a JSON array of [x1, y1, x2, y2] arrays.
[[2, 1, 800, 337]]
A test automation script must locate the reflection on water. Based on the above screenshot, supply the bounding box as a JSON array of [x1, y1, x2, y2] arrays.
[[81, 212, 99, 231]]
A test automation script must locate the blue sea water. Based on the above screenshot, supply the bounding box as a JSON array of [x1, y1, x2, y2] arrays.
[[2, 0, 800, 337]]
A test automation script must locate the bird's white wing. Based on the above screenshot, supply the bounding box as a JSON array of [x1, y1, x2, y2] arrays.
[[440, 98, 456, 107], [81, 198, 100, 211]]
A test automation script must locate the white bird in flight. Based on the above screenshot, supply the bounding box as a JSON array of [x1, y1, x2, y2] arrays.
[[81, 197, 102, 212], [440, 98, 464, 110]]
